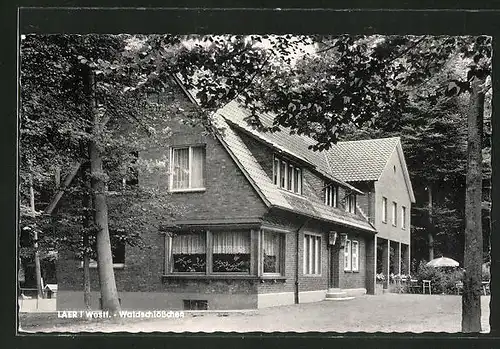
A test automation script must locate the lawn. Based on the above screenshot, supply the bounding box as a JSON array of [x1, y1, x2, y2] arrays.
[[20, 294, 491, 333]]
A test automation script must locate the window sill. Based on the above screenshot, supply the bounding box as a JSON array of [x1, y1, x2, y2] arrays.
[[261, 275, 286, 281], [79, 263, 125, 269], [162, 274, 259, 281], [302, 274, 322, 278], [276, 187, 303, 198], [169, 188, 206, 193]]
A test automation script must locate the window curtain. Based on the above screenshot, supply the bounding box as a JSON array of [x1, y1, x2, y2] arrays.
[[213, 231, 250, 254], [191, 147, 205, 188], [173, 148, 189, 189], [263, 232, 277, 256], [172, 233, 206, 254]]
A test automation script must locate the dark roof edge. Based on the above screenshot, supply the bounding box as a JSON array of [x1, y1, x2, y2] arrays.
[[269, 204, 377, 234]]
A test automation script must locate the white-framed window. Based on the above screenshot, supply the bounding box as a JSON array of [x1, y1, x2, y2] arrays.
[[324, 184, 338, 207], [303, 234, 321, 275], [273, 155, 302, 194], [166, 230, 251, 274], [344, 239, 359, 272], [171, 232, 207, 273], [401, 206, 407, 229], [170, 145, 205, 191], [345, 194, 356, 213], [212, 231, 251, 273], [392, 201, 397, 226], [344, 239, 352, 271], [382, 197, 388, 223], [262, 230, 285, 275], [351, 240, 359, 272]]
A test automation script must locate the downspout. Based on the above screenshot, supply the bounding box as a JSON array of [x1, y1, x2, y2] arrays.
[[295, 217, 313, 304]]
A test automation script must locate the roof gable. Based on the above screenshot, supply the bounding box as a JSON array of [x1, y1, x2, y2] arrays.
[[326, 137, 401, 182]]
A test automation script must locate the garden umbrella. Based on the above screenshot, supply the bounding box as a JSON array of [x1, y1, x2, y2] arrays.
[[426, 256, 459, 268]]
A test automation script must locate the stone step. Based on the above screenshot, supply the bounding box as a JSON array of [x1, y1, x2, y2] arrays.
[[324, 296, 356, 301], [325, 288, 355, 301]]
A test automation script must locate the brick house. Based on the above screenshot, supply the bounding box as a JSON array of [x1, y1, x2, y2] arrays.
[[57, 80, 415, 310]]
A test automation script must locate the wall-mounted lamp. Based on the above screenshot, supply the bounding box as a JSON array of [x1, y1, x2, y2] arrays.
[[328, 231, 338, 246], [340, 233, 348, 248]]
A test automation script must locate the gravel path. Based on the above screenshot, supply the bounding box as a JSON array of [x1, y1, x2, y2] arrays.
[[21, 294, 491, 333]]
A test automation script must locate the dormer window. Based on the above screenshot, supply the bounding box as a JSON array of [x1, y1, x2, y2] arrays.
[[324, 183, 338, 208], [273, 155, 302, 194], [345, 194, 356, 214]]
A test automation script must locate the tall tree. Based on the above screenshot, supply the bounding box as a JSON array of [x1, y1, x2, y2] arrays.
[[20, 34, 309, 314], [235, 35, 491, 333]]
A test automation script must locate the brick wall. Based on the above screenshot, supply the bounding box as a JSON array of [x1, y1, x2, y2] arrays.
[[339, 232, 367, 290], [140, 122, 268, 222]]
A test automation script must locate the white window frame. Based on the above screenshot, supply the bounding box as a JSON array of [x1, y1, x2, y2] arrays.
[[169, 145, 205, 192], [401, 206, 407, 230], [261, 230, 285, 276], [345, 194, 356, 213], [324, 184, 338, 208], [273, 155, 302, 195], [344, 239, 352, 271], [392, 201, 397, 226], [382, 197, 388, 223], [351, 240, 359, 272], [303, 233, 321, 276]]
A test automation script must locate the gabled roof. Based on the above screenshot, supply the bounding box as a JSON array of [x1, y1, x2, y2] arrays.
[[212, 101, 376, 233], [217, 100, 363, 194], [326, 137, 416, 203], [326, 137, 400, 182]]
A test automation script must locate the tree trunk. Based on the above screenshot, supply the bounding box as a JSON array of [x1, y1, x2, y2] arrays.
[[85, 67, 121, 315], [427, 184, 434, 261], [29, 172, 43, 299], [43, 162, 81, 215], [82, 163, 92, 310], [462, 76, 485, 333]]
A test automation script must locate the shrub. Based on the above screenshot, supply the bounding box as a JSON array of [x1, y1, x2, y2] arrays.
[[415, 261, 464, 294]]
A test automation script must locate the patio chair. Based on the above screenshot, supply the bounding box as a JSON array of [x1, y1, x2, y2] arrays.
[[456, 281, 463, 295], [422, 280, 432, 295], [409, 279, 420, 294]]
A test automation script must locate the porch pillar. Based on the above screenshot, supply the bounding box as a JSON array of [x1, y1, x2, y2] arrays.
[[392, 242, 401, 275], [381, 239, 390, 289], [402, 243, 411, 275], [366, 235, 376, 294]]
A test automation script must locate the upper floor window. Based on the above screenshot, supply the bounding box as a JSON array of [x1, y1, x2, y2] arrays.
[[345, 194, 356, 214], [324, 184, 338, 207], [401, 206, 407, 229], [170, 145, 205, 191], [273, 155, 302, 194], [392, 201, 398, 226], [382, 197, 388, 223]]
